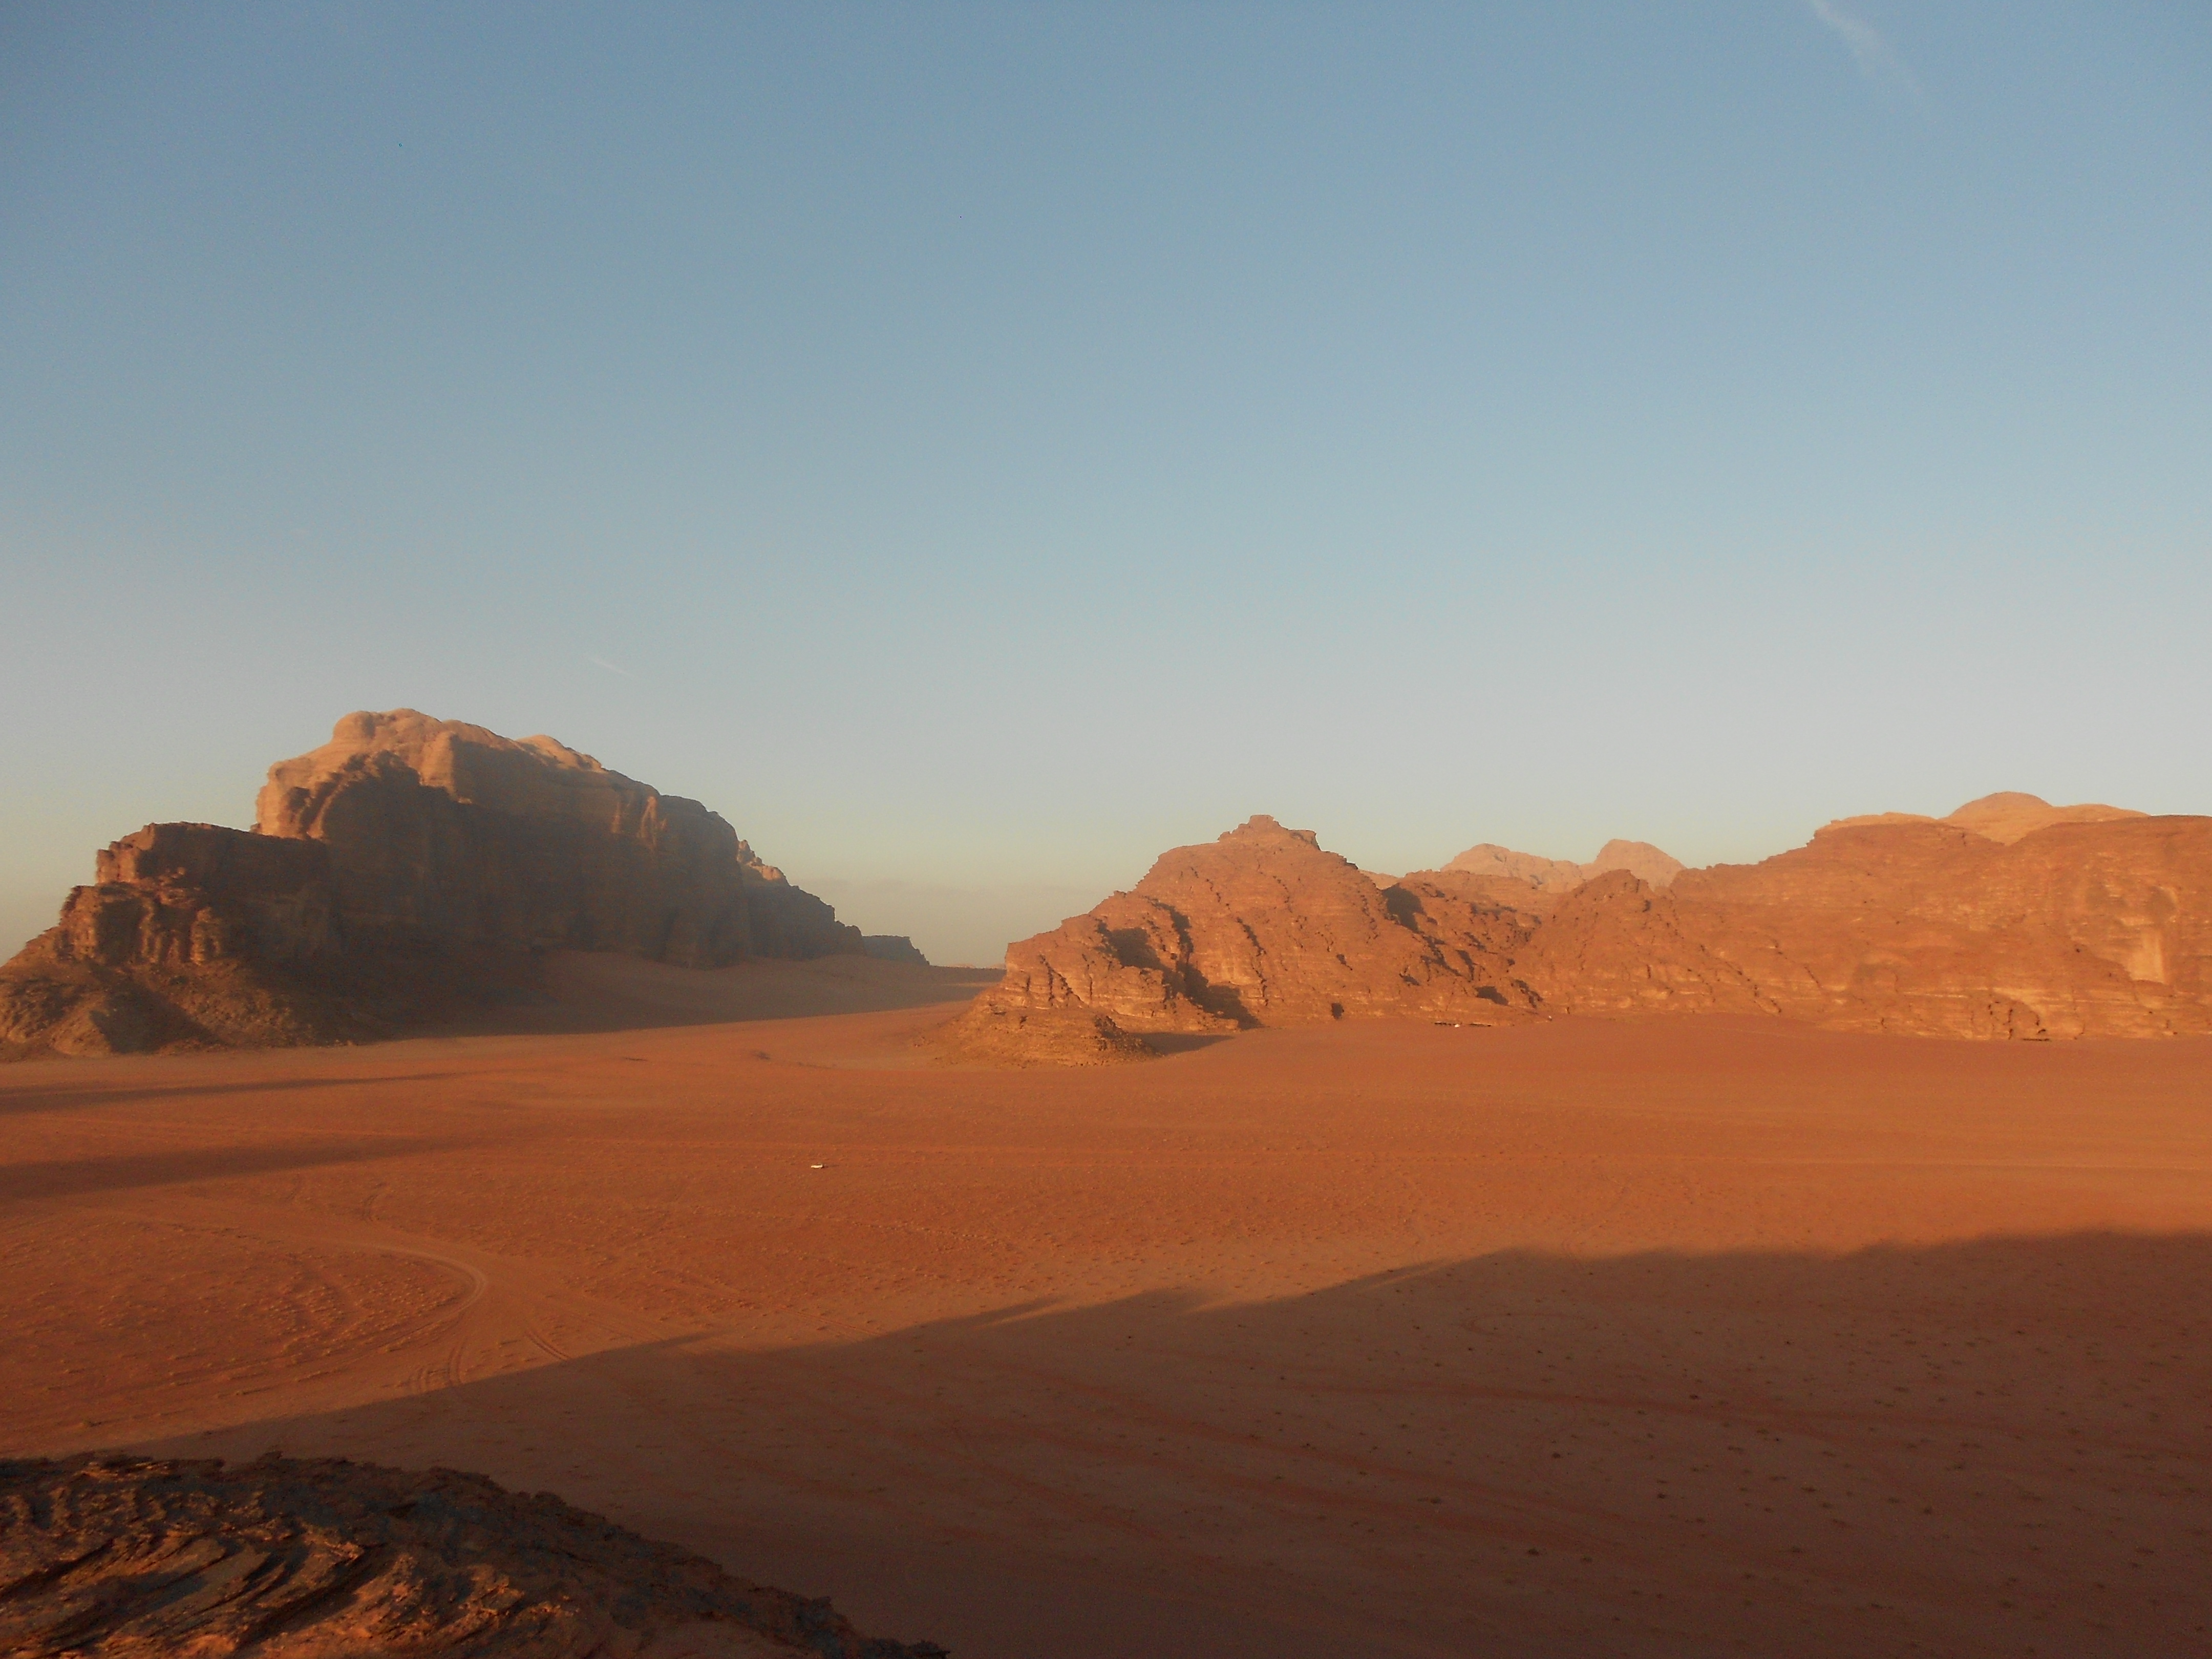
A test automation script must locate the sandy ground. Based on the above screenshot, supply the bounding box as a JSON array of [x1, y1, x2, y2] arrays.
[[2, 962, 2207, 1657]]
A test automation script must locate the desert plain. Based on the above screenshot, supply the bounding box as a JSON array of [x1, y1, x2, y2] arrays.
[[5, 955, 2207, 1658]]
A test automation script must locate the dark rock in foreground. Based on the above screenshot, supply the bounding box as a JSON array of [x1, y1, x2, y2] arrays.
[[0, 1452, 944, 1658]]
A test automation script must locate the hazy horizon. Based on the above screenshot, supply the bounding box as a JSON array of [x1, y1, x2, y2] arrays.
[[6, 4, 2208, 967]]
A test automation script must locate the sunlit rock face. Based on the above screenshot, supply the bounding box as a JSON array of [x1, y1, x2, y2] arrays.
[[958, 800, 2212, 1060]]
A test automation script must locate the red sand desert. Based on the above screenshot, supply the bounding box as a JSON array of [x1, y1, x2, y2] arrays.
[[5, 960, 2209, 1657]]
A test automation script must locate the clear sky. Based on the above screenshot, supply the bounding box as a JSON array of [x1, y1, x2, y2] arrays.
[[4, 3, 2208, 966]]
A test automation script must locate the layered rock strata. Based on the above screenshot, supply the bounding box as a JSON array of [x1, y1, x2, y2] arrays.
[[253, 711, 859, 964], [955, 797, 2211, 1059], [1667, 814, 2211, 1038], [942, 816, 1541, 1061], [2, 711, 867, 1056], [0, 1452, 943, 1658]]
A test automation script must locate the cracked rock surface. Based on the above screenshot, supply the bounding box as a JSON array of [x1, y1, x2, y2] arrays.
[[0, 1454, 944, 1658]]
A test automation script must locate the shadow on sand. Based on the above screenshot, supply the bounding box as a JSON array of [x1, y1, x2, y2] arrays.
[[0, 1072, 467, 1118], [139, 1230, 2212, 1659], [0, 1135, 492, 1205]]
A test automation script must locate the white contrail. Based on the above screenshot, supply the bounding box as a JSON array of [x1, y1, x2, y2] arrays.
[[1805, 0, 1922, 98], [586, 655, 636, 679]]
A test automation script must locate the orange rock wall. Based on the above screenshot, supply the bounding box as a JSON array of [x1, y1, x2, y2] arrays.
[[974, 810, 2212, 1050]]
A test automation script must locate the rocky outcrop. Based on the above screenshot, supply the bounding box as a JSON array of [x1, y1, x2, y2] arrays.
[[931, 1002, 1157, 1067], [2, 712, 868, 1057], [253, 711, 860, 964], [861, 935, 931, 966], [0, 824, 374, 1057], [1444, 836, 1684, 890], [1514, 870, 1776, 1016], [959, 800, 2212, 1060], [1667, 815, 2212, 1038], [0, 1453, 943, 1658], [940, 816, 1538, 1056]]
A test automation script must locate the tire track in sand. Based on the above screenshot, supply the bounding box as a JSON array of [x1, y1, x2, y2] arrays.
[[20, 1193, 669, 1444]]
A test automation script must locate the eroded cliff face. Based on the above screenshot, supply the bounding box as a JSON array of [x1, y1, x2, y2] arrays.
[[953, 800, 2212, 1061], [942, 817, 1537, 1059], [1668, 816, 2212, 1038], [1, 711, 867, 1056], [253, 709, 858, 965]]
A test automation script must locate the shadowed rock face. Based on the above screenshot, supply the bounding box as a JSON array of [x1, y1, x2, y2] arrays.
[[860, 935, 930, 966], [1, 712, 866, 1057], [253, 710, 858, 966], [0, 1453, 943, 1658], [958, 801, 2212, 1059]]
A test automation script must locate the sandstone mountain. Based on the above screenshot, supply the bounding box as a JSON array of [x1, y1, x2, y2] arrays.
[[1667, 813, 2207, 1039], [950, 798, 2210, 1060], [1, 712, 878, 1057], [0, 1453, 942, 1658], [1441, 842, 1587, 889], [252, 711, 858, 964], [1444, 836, 1684, 890], [1825, 790, 2146, 845], [948, 817, 1535, 1055]]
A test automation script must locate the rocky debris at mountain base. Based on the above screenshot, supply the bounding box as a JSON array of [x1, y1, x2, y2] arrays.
[[0, 1452, 945, 1658], [930, 1002, 1158, 1067]]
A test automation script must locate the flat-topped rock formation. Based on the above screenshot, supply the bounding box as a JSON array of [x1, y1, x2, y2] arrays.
[[254, 710, 859, 964], [861, 934, 931, 966], [954, 798, 2211, 1060], [1, 712, 869, 1057], [0, 1453, 943, 1658]]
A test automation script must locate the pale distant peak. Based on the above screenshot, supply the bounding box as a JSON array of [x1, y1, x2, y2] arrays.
[[1942, 793, 2144, 844], [1442, 837, 1682, 890], [1823, 791, 2146, 845]]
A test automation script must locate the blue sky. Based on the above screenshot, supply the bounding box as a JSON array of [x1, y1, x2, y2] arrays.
[[4, 3, 2208, 965]]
